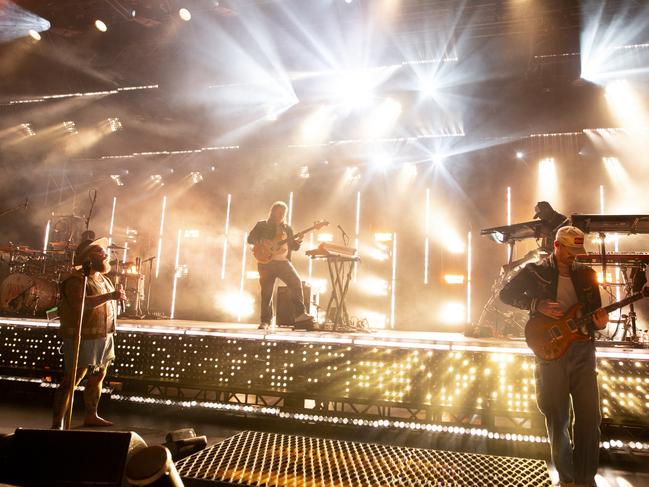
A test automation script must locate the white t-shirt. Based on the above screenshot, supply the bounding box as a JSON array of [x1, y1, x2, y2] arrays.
[[556, 275, 578, 313]]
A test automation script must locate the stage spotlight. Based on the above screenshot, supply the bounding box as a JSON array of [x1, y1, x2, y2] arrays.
[[438, 301, 466, 325], [374, 233, 393, 242], [95, 19, 108, 32], [131, 10, 136, 17], [28, 29, 41, 41], [344, 166, 361, 182], [179, 8, 192, 21], [515, 151, 524, 159], [431, 155, 444, 166], [107, 118, 123, 132], [20, 123, 35, 136], [62, 121, 77, 134], [444, 231, 466, 254], [444, 274, 465, 285], [371, 154, 392, 171], [216, 292, 254, 319], [317, 233, 333, 242], [419, 77, 439, 98], [299, 166, 310, 179], [110, 175, 124, 186], [332, 71, 373, 108], [190, 171, 203, 184]]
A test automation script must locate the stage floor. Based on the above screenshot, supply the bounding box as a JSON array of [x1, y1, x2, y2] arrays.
[[1, 315, 648, 360]]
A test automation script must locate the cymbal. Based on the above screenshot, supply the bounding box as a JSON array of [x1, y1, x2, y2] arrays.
[[107, 244, 126, 250]]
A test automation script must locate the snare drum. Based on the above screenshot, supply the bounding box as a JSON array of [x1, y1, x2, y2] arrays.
[[0, 273, 58, 315]]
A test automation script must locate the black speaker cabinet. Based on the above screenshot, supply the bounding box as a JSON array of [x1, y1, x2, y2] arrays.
[[0, 428, 146, 486], [276, 282, 311, 327]]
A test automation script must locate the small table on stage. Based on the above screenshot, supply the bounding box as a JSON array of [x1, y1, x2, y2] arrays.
[[307, 245, 359, 331]]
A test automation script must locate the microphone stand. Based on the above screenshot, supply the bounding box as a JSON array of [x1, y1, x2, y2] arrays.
[[337, 225, 350, 247], [143, 256, 156, 317], [62, 260, 92, 429]]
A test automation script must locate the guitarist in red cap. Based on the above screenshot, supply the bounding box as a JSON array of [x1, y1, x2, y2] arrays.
[[248, 201, 315, 330], [500, 225, 608, 487]]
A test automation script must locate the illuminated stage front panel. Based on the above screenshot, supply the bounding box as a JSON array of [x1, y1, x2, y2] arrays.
[[0, 318, 648, 448]]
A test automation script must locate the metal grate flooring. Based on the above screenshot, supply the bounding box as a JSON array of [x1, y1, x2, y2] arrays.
[[175, 431, 552, 486]]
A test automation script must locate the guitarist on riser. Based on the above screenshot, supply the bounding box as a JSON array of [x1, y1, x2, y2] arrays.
[[248, 201, 314, 330], [500, 226, 608, 487]]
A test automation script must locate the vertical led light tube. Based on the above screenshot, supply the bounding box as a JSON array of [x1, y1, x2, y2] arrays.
[[155, 196, 167, 278], [122, 242, 128, 264], [506, 187, 512, 262], [43, 220, 51, 254], [354, 191, 361, 282], [308, 232, 314, 279], [599, 185, 605, 214], [238, 232, 248, 323], [614, 234, 620, 301], [108, 196, 117, 256], [170, 229, 182, 319], [424, 188, 430, 284], [221, 193, 232, 280], [390, 232, 397, 329], [467, 230, 472, 324], [288, 192, 294, 227]]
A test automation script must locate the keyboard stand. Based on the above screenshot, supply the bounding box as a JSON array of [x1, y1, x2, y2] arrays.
[[310, 254, 359, 331]]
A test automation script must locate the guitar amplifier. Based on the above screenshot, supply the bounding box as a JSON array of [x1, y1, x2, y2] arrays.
[[277, 282, 311, 328]]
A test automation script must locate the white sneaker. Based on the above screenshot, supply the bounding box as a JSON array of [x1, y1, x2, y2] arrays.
[[295, 313, 314, 323]]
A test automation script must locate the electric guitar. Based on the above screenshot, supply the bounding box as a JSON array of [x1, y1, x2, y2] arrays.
[[252, 220, 329, 264], [525, 287, 649, 361]]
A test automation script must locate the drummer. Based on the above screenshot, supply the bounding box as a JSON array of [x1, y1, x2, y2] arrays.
[[51, 236, 125, 429]]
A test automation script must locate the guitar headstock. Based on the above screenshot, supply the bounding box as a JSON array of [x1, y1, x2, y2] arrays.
[[313, 220, 329, 230]]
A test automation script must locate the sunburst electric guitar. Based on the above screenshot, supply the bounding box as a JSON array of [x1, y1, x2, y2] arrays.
[[252, 220, 329, 264], [525, 287, 649, 361]]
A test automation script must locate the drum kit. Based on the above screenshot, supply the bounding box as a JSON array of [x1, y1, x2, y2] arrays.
[[0, 240, 147, 318]]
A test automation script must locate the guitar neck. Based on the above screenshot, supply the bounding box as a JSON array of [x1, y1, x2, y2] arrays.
[[577, 290, 646, 326], [277, 225, 319, 245], [602, 291, 646, 314]]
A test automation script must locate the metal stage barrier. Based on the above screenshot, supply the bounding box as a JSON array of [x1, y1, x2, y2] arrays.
[[175, 430, 553, 486], [1, 317, 648, 454]]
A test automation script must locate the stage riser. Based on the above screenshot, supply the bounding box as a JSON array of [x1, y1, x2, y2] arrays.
[[1, 323, 647, 436]]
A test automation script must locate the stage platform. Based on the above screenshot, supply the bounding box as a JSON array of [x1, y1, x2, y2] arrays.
[[1, 315, 647, 359], [1, 315, 648, 459]]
